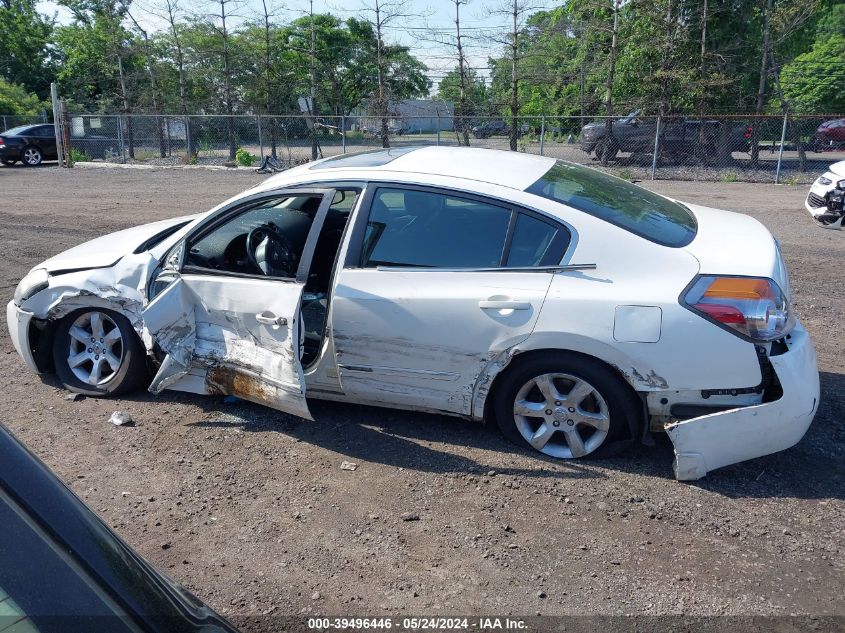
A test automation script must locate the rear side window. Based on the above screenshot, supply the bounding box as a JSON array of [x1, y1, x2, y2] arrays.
[[506, 213, 569, 267], [362, 188, 511, 268], [526, 161, 696, 247]]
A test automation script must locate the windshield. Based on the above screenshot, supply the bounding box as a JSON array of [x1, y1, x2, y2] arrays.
[[525, 161, 697, 247]]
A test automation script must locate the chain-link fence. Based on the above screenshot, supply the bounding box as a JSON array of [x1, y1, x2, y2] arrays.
[[51, 112, 845, 184], [0, 113, 50, 131]]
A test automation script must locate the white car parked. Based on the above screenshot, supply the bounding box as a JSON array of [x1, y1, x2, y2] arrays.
[[805, 160, 845, 228], [7, 147, 819, 480]]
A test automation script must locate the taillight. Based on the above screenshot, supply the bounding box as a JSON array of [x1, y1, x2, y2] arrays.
[[0, 137, 5, 147], [743, 126, 752, 139], [683, 275, 793, 341]]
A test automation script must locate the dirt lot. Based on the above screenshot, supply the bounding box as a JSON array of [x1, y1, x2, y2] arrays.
[[0, 165, 843, 628]]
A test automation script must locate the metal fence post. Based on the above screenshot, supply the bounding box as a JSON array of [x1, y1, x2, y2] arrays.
[[341, 115, 346, 153], [257, 115, 264, 161], [436, 116, 441, 146], [539, 116, 545, 156], [117, 114, 125, 163], [50, 83, 65, 167], [1, 116, 6, 132], [185, 115, 192, 161], [650, 115, 661, 181], [775, 111, 788, 184]]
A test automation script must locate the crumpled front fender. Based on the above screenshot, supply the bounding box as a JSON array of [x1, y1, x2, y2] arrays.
[[668, 323, 819, 480]]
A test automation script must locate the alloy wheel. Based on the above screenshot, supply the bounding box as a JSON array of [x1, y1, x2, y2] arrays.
[[66, 311, 124, 386], [512, 372, 610, 459], [23, 148, 41, 165]]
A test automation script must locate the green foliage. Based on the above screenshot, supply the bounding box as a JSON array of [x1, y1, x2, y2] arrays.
[[0, 77, 45, 115], [0, 0, 55, 99], [436, 67, 490, 117], [781, 35, 845, 113], [67, 146, 91, 166], [235, 147, 254, 166], [722, 172, 739, 182]]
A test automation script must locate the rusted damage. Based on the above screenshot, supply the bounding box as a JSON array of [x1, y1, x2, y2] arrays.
[[630, 368, 670, 390]]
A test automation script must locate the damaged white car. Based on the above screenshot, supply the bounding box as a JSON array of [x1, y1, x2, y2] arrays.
[[805, 160, 845, 228], [7, 147, 819, 480]]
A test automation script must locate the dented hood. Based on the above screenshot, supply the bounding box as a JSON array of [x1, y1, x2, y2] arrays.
[[40, 215, 198, 274], [680, 203, 785, 285]]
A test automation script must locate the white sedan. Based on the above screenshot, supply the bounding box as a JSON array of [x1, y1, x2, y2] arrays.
[[7, 147, 819, 480]]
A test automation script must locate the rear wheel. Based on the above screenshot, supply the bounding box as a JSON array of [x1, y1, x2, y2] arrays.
[[493, 352, 640, 460], [53, 308, 148, 397], [595, 138, 619, 163], [22, 146, 42, 166]]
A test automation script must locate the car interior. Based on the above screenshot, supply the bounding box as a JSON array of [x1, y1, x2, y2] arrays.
[[183, 189, 358, 368]]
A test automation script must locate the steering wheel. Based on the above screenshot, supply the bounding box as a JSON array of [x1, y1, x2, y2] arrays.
[[246, 225, 297, 277]]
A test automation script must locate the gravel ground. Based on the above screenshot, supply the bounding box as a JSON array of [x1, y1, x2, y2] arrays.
[[0, 164, 843, 629]]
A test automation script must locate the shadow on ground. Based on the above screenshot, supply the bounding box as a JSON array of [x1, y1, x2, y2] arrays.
[[41, 367, 845, 498]]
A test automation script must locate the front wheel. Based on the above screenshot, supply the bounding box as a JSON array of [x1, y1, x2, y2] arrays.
[[22, 146, 43, 166], [53, 308, 148, 397], [492, 352, 640, 460]]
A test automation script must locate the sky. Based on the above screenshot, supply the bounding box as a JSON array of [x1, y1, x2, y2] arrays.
[[35, 0, 557, 90]]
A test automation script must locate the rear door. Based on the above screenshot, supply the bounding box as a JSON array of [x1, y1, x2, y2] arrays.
[[143, 189, 335, 419], [32, 125, 57, 158], [330, 184, 572, 416]]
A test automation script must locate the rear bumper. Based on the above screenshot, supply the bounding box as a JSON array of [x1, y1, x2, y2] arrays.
[[0, 146, 21, 160], [668, 322, 819, 480], [6, 300, 39, 372]]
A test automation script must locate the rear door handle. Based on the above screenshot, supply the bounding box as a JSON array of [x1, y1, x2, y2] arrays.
[[478, 300, 531, 310], [256, 311, 288, 326]]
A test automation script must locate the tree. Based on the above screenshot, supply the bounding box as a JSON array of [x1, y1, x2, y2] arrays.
[[56, 0, 143, 155], [487, 0, 541, 151], [437, 67, 487, 111], [358, 0, 428, 147], [780, 36, 845, 113], [0, 77, 45, 116], [0, 0, 55, 100]]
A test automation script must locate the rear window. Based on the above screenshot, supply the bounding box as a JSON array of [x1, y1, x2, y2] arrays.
[[525, 161, 697, 247], [1, 125, 35, 136]]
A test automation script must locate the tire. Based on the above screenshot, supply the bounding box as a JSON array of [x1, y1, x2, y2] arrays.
[[1, 159, 15, 166], [596, 138, 619, 163], [492, 352, 641, 460], [22, 146, 43, 166], [53, 308, 148, 397]]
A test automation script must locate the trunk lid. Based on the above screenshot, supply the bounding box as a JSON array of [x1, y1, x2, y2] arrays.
[[680, 202, 788, 292]]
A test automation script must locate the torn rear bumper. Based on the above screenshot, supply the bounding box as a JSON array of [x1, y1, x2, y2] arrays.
[[6, 300, 39, 373], [667, 322, 818, 480]]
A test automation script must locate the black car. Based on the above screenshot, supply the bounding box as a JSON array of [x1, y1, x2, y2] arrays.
[[0, 422, 239, 632], [580, 110, 753, 162], [0, 124, 58, 166], [471, 120, 508, 139]]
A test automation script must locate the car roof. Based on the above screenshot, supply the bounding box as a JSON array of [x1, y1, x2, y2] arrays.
[[1, 124, 44, 135], [265, 146, 556, 192]]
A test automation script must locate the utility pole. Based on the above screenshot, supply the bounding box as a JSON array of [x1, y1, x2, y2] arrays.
[[509, 0, 519, 151], [310, 0, 318, 159], [602, 0, 620, 165], [454, 0, 470, 146], [751, 0, 773, 167]]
